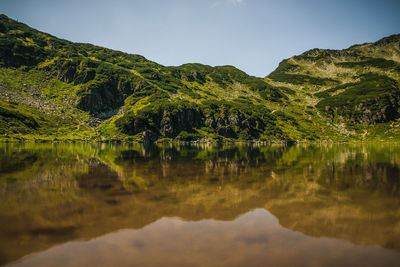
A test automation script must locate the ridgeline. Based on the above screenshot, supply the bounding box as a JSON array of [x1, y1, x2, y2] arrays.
[[1, 14, 399, 142]]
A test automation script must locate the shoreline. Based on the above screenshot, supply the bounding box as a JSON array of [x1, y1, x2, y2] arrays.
[[1, 138, 399, 145]]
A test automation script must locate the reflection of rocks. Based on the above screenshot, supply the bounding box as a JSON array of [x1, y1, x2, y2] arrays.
[[321, 161, 400, 194], [0, 150, 38, 174], [76, 158, 127, 197], [1, 143, 400, 264]]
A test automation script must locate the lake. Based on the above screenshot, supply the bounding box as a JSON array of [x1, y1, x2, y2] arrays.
[[0, 143, 400, 267]]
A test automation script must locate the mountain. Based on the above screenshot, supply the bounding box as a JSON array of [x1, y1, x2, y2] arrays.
[[265, 34, 400, 140], [0, 14, 399, 142]]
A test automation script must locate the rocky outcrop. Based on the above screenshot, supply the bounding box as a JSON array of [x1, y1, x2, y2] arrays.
[[115, 102, 274, 142], [354, 96, 400, 124], [76, 84, 123, 117], [317, 75, 400, 125], [160, 108, 203, 137]]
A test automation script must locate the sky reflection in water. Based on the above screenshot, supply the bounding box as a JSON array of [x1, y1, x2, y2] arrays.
[[1, 143, 400, 266]]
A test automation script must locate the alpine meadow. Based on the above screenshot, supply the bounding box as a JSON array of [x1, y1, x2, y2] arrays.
[[1, 14, 400, 143], [2, 2, 400, 267]]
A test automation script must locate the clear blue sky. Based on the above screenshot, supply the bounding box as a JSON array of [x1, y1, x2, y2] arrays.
[[1, 0, 399, 77]]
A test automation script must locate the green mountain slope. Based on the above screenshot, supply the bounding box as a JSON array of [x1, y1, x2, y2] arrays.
[[265, 34, 400, 141], [1, 14, 399, 142]]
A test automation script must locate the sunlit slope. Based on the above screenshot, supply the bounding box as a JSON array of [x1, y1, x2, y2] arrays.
[[1, 14, 400, 142], [265, 34, 400, 141], [0, 15, 291, 142]]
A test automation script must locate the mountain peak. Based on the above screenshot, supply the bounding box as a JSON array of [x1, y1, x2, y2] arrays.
[[374, 34, 400, 45], [1, 15, 400, 142]]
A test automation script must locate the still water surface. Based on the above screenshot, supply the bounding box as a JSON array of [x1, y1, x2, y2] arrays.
[[0, 143, 400, 266]]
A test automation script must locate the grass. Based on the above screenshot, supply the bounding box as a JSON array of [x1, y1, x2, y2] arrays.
[[1, 14, 400, 143]]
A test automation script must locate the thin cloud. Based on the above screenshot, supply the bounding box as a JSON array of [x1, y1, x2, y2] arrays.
[[210, 1, 221, 8], [229, 0, 245, 5], [210, 0, 246, 8]]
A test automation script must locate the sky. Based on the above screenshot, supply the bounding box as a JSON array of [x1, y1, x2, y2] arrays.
[[1, 0, 399, 77]]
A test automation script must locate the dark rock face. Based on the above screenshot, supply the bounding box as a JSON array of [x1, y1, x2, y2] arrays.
[[142, 130, 158, 144], [116, 104, 272, 141], [354, 95, 400, 124], [76, 84, 123, 116], [160, 112, 173, 137], [205, 111, 264, 139], [216, 126, 237, 138], [317, 75, 400, 125], [160, 109, 204, 137], [53, 60, 96, 85], [49, 60, 133, 117], [116, 107, 204, 139], [324, 93, 400, 125]]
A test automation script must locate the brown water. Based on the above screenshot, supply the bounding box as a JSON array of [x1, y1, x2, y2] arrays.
[[0, 143, 400, 267]]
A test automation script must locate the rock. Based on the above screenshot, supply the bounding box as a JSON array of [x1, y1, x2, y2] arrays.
[[229, 115, 240, 126], [160, 110, 174, 137], [143, 130, 157, 144], [216, 126, 237, 138]]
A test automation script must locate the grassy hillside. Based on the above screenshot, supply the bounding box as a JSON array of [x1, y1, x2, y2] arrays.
[[265, 34, 400, 141], [1, 14, 399, 142]]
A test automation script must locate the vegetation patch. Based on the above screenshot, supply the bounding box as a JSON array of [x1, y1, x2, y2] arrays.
[[316, 74, 400, 124]]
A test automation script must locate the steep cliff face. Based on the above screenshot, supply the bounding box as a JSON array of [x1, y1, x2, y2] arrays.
[[114, 99, 280, 141], [1, 14, 400, 142]]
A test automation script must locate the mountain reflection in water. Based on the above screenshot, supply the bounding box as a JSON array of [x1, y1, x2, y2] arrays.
[[0, 143, 399, 266]]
